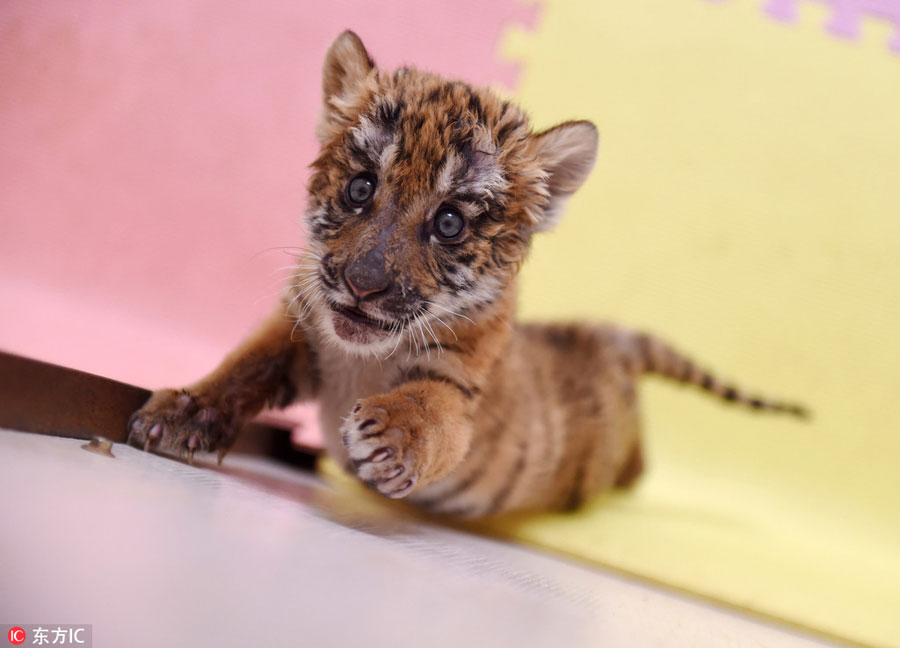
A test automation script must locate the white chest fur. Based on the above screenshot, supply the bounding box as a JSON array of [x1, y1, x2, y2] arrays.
[[307, 331, 405, 465]]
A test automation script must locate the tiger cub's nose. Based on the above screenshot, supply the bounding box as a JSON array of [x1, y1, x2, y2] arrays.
[[344, 248, 391, 299]]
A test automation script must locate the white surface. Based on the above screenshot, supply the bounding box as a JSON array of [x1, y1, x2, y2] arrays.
[[0, 429, 843, 648]]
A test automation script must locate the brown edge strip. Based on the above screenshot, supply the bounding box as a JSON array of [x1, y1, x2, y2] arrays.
[[0, 351, 319, 470]]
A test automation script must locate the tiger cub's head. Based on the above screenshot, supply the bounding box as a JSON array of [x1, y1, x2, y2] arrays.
[[300, 31, 597, 354]]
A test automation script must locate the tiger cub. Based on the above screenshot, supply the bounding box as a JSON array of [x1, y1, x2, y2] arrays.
[[127, 31, 806, 517]]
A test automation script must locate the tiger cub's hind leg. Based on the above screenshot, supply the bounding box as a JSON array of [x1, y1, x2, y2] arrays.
[[570, 366, 646, 505]]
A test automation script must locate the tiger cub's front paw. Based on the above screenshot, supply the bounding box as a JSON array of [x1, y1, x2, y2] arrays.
[[127, 388, 236, 462], [340, 397, 425, 499]]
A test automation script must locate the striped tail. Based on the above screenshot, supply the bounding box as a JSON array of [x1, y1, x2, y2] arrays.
[[629, 331, 809, 418]]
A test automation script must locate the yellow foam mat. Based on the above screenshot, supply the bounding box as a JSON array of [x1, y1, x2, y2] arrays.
[[492, 1, 899, 646]]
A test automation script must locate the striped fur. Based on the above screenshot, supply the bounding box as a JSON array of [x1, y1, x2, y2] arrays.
[[127, 32, 807, 516]]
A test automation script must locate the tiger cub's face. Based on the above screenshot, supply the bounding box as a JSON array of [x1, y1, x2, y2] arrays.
[[301, 32, 598, 354]]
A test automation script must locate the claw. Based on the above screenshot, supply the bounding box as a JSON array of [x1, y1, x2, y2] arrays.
[[143, 423, 162, 452], [217, 447, 229, 466], [370, 448, 393, 463], [186, 432, 201, 465]]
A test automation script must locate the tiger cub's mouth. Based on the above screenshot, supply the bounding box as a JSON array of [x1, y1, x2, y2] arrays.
[[331, 303, 395, 331], [328, 301, 398, 345]]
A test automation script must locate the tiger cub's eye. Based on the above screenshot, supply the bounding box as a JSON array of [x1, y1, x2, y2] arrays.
[[346, 173, 376, 206], [434, 206, 465, 241]]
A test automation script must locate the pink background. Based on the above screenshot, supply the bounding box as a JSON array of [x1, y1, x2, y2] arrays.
[[0, 0, 536, 400]]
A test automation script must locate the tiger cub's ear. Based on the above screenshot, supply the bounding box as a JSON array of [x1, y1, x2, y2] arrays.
[[317, 30, 376, 142], [532, 120, 598, 232]]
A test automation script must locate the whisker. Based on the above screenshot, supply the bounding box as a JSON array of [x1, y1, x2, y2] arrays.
[[289, 275, 321, 289], [271, 263, 321, 274], [298, 295, 314, 321], [415, 317, 425, 359], [406, 317, 419, 362], [424, 300, 474, 324], [254, 248, 324, 270], [275, 268, 321, 279], [290, 273, 321, 286], [251, 246, 318, 261], [286, 280, 319, 294], [417, 317, 431, 360], [385, 320, 404, 360], [285, 278, 320, 315], [427, 311, 458, 341], [421, 317, 442, 356], [285, 286, 307, 310]]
